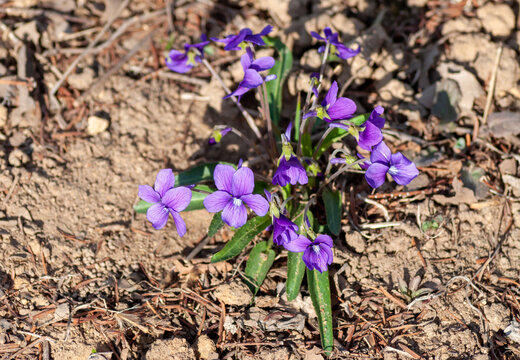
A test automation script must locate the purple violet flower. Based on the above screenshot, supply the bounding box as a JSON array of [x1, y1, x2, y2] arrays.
[[284, 234, 334, 273], [365, 141, 419, 188], [208, 127, 232, 145], [357, 106, 385, 151], [272, 155, 308, 186], [212, 25, 273, 51], [224, 48, 277, 101], [304, 81, 356, 122], [272, 122, 308, 186], [203, 164, 269, 228], [165, 35, 210, 73], [138, 169, 192, 236], [272, 214, 299, 247], [311, 27, 360, 60]]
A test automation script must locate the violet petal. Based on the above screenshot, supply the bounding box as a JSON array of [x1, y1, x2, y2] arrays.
[[138, 185, 160, 203], [365, 162, 389, 188], [203, 190, 232, 213], [222, 200, 247, 228], [147, 203, 169, 230], [162, 187, 192, 212], [170, 211, 187, 237], [240, 194, 269, 216], [231, 167, 254, 197], [284, 235, 312, 252], [213, 164, 235, 192], [154, 169, 175, 197]]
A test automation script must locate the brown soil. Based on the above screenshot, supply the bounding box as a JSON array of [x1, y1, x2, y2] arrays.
[[1, 1, 519, 359]]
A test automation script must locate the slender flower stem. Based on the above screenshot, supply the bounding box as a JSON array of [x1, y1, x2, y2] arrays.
[[312, 126, 334, 159], [297, 41, 330, 156], [201, 59, 264, 142], [259, 82, 277, 161], [317, 159, 367, 196]]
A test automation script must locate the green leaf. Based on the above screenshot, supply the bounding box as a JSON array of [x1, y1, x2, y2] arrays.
[[244, 241, 276, 295], [285, 205, 311, 301], [307, 268, 334, 356], [323, 188, 342, 236], [175, 162, 234, 187], [264, 36, 293, 127], [134, 200, 152, 214], [211, 215, 272, 263], [184, 185, 213, 211], [301, 133, 313, 157], [207, 212, 224, 238], [286, 251, 306, 301], [293, 93, 301, 142], [314, 114, 370, 158]]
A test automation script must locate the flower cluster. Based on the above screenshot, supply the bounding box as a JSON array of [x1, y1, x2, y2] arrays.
[[140, 24, 420, 278]]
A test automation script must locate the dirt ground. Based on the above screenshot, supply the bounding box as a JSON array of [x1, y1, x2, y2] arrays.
[[1, 0, 520, 359]]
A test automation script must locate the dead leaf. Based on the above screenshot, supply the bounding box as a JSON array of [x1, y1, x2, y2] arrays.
[[482, 112, 520, 138], [304, 346, 325, 360]]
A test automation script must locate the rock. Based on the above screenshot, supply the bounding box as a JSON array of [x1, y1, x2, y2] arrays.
[[300, 49, 321, 69], [193, 335, 217, 360], [145, 338, 196, 360], [87, 116, 109, 135], [256, 0, 308, 27], [68, 67, 95, 91], [476, 2, 515, 37], [348, 25, 388, 80], [13, 0, 37, 8], [8, 132, 28, 147], [213, 281, 252, 306], [8, 149, 30, 167], [483, 303, 509, 332], [447, 34, 519, 95], [0, 105, 7, 128], [346, 0, 376, 15], [473, 44, 518, 95], [407, 0, 427, 6], [375, 79, 413, 106], [499, 158, 517, 176], [330, 13, 365, 40], [505, 319, 520, 344], [441, 17, 481, 35]]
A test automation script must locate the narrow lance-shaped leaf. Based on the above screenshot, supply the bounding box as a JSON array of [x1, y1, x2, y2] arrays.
[[175, 162, 235, 186], [293, 92, 301, 142], [264, 36, 293, 127], [286, 207, 313, 301], [211, 215, 272, 263], [307, 268, 334, 356], [323, 188, 342, 236], [134, 185, 213, 214], [207, 212, 224, 238], [244, 241, 275, 295]]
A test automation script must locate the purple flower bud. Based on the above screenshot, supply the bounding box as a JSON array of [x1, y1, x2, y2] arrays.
[[304, 81, 357, 122], [272, 155, 308, 187], [284, 234, 333, 273], [203, 164, 268, 228], [357, 106, 385, 151], [208, 127, 232, 145], [272, 214, 299, 247], [212, 25, 273, 51], [138, 169, 192, 236], [165, 35, 210, 73], [311, 27, 360, 60], [364, 141, 419, 188]]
